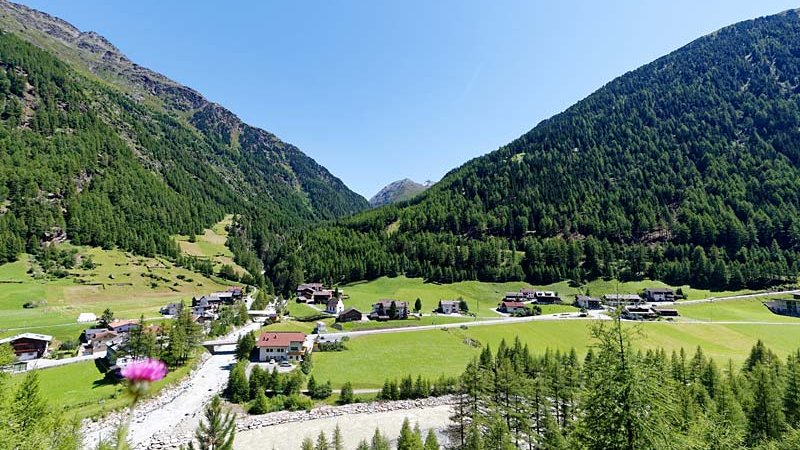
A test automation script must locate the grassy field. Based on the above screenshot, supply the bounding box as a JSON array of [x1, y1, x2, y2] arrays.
[[11, 354, 198, 420], [175, 215, 248, 276], [0, 249, 232, 342], [310, 320, 800, 389], [674, 297, 800, 323], [337, 276, 754, 319], [0, 216, 246, 343]]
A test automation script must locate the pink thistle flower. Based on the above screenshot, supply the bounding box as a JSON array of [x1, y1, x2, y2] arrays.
[[122, 359, 167, 403], [121, 358, 168, 383]]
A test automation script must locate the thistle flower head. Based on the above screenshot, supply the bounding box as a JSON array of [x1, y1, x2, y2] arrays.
[[121, 358, 167, 383]]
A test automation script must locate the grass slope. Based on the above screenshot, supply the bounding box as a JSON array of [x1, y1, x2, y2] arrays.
[[175, 214, 248, 276], [0, 216, 244, 342]]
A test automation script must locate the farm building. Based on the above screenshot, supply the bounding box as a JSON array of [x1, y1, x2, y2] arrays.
[[0, 333, 52, 361]]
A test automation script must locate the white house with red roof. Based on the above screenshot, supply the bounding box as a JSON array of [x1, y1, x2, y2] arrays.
[[256, 331, 311, 362]]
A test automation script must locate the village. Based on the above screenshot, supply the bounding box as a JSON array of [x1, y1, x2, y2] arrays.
[[5, 280, 800, 378]]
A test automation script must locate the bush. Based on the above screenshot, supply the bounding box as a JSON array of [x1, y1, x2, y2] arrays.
[[249, 390, 270, 415], [339, 382, 355, 405]]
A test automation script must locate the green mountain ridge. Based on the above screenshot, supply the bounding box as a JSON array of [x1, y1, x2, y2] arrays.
[[260, 9, 800, 292], [0, 1, 367, 275]]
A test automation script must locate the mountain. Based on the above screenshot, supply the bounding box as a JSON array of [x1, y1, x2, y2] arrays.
[[0, 1, 367, 273], [368, 179, 432, 207], [263, 9, 800, 293]]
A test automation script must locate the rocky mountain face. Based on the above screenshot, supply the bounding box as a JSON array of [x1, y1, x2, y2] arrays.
[[0, 0, 368, 221], [368, 179, 432, 207]]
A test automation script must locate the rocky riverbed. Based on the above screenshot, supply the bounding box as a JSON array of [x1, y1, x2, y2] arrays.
[[143, 396, 456, 450]]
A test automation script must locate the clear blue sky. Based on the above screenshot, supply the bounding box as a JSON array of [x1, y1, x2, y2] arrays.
[[15, 1, 800, 198]]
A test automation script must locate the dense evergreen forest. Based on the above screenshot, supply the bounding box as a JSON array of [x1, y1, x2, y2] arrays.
[[0, 28, 366, 276], [250, 11, 800, 294], [438, 322, 800, 450]]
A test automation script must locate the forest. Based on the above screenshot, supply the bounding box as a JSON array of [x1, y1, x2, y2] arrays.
[[436, 320, 800, 450], [0, 29, 366, 280], [249, 11, 800, 294]]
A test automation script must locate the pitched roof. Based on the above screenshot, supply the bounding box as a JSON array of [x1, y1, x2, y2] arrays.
[[375, 299, 408, 308], [603, 294, 642, 300], [108, 319, 137, 329], [645, 288, 674, 294], [341, 307, 361, 315], [0, 333, 53, 344], [256, 332, 307, 348], [501, 301, 526, 308], [326, 298, 341, 308], [297, 283, 324, 291]]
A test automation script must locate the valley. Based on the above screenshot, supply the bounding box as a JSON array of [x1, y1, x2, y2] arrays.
[[0, 1, 800, 449]]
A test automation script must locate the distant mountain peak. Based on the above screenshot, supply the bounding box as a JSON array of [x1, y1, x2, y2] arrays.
[[369, 179, 432, 207]]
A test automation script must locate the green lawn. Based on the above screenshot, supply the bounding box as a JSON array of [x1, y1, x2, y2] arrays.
[[674, 298, 800, 323], [12, 355, 197, 420], [311, 320, 800, 389]]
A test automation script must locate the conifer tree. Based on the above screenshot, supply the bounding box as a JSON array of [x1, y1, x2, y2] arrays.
[[332, 425, 344, 450], [227, 361, 250, 403], [370, 428, 390, 450], [423, 429, 439, 450], [185, 396, 235, 450]]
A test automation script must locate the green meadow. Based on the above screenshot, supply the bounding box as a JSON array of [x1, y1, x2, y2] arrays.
[[0, 217, 243, 343], [175, 214, 248, 276], [674, 297, 800, 323], [337, 275, 754, 318], [311, 319, 800, 389]]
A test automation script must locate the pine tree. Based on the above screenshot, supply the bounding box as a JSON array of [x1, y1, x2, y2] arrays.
[[423, 429, 439, 450], [235, 331, 255, 361], [315, 431, 330, 450], [370, 428, 390, 450], [784, 351, 800, 428], [574, 319, 676, 450], [11, 371, 46, 432], [249, 389, 269, 415], [397, 418, 423, 450], [185, 396, 235, 450], [747, 363, 787, 444], [227, 361, 250, 403], [301, 438, 314, 450], [340, 382, 355, 405], [332, 425, 344, 450]]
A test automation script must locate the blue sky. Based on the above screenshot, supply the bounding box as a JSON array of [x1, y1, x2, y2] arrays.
[[16, 1, 800, 198]]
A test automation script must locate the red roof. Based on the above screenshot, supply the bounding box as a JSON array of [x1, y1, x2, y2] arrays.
[[501, 301, 526, 308], [256, 332, 306, 348]]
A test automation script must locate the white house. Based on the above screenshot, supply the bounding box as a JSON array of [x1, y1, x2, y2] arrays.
[[256, 332, 310, 362], [325, 298, 344, 316]]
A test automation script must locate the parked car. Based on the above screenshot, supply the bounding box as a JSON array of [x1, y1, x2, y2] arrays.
[[279, 361, 292, 368]]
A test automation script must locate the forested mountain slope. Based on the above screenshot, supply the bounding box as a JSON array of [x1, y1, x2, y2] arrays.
[[0, 2, 367, 276], [260, 9, 800, 292]]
